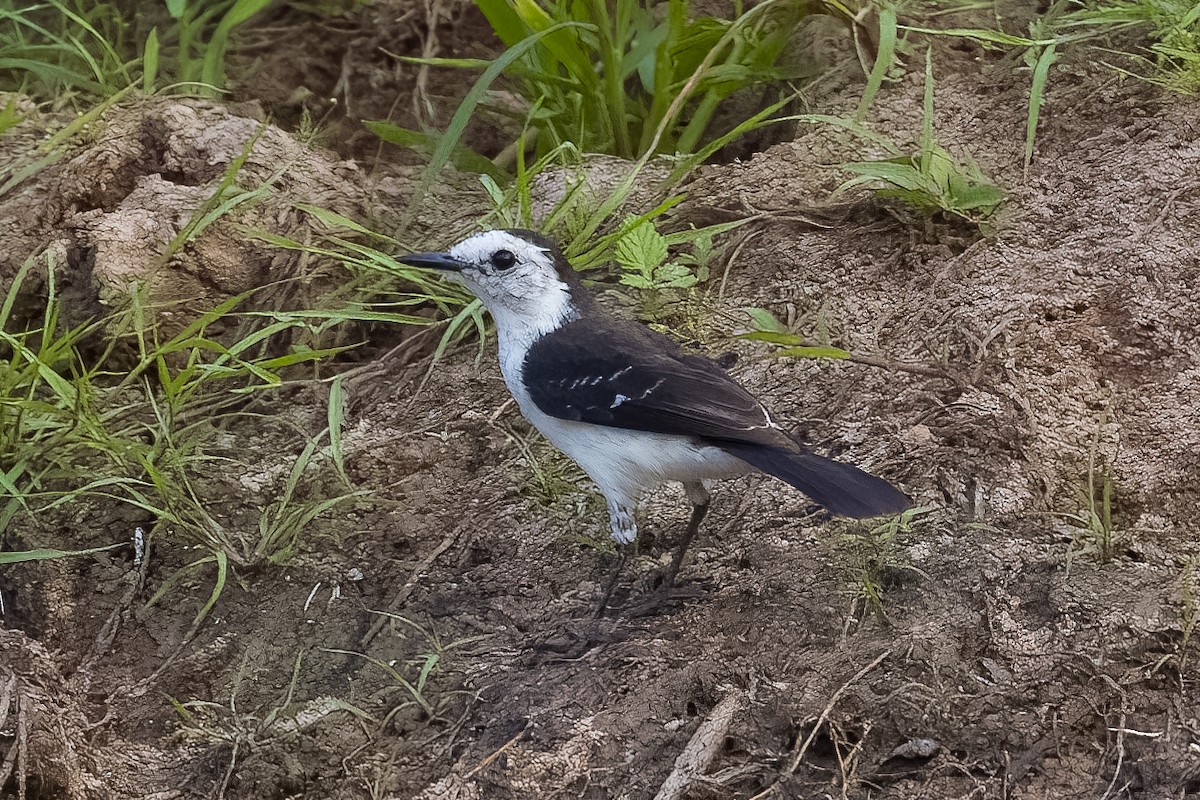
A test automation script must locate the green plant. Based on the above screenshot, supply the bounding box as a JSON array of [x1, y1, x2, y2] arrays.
[[842, 506, 931, 619], [160, 0, 274, 91], [1062, 427, 1118, 565], [0, 542, 125, 564], [839, 49, 1004, 223], [171, 651, 374, 771], [254, 203, 486, 369], [0, 228, 458, 635], [738, 306, 853, 361], [0, 1, 132, 97], [616, 218, 708, 292], [252, 431, 371, 566], [898, 21, 1061, 176], [327, 613, 484, 725], [0, 0, 273, 101], [500, 425, 610, 547], [459, 0, 811, 160], [1059, 0, 1200, 92], [609, 217, 749, 321]]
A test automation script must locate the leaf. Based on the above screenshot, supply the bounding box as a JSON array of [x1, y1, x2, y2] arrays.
[[142, 27, 159, 93], [773, 345, 852, 359], [743, 306, 788, 333], [0, 542, 125, 564], [387, 54, 492, 69], [1025, 42, 1057, 176], [948, 182, 1006, 213], [201, 0, 273, 89], [842, 160, 930, 192], [619, 274, 656, 289], [615, 221, 669, 280], [401, 21, 589, 229], [294, 204, 398, 242], [857, 5, 897, 120], [654, 262, 698, 288], [900, 25, 1051, 47]]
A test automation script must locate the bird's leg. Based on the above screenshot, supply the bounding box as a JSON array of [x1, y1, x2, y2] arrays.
[[662, 481, 711, 587], [594, 547, 628, 619], [594, 497, 638, 618]]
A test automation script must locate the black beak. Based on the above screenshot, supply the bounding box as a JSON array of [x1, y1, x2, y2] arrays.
[[398, 251, 468, 272]]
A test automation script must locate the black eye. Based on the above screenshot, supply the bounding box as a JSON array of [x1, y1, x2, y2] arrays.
[[490, 249, 517, 270]]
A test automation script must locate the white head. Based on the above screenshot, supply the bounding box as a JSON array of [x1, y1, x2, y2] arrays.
[[400, 229, 583, 340]]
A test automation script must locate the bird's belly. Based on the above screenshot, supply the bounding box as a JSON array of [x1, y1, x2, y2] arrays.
[[520, 401, 748, 497]]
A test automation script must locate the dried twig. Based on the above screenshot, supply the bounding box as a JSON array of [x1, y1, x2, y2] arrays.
[[788, 649, 890, 774], [464, 725, 529, 780], [360, 527, 463, 648], [654, 688, 749, 800], [0, 689, 28, 800]]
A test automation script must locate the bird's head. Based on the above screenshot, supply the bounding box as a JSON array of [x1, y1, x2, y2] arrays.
[[400, 229, 585, 336]]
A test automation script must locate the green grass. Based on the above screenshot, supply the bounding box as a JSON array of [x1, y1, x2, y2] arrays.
[[738, 306, 854, 361], [839, 49, 1005, 223], [904, 0, 1200, 178], [411, 0, 813, 161], [841, 506, 932, 619], [1062, 426, 1118, 565], [327, 613, 484, 725], [0, 0, 274, 101], [0, 208, 462, 626], [171, 651, 374, 751], [1059, 0, 1200, 92]]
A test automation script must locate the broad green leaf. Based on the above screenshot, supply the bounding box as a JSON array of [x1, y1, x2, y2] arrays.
[[654, 262, 698, 287], [475, 0, 530, 45], [842, 160, 929, 192], [743, 307, 788, 334], [948, 183, 1005, 212], [615, 221, 669, 279]]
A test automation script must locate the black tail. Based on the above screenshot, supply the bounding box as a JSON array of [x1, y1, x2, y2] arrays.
[[720, 443, 910, 519]]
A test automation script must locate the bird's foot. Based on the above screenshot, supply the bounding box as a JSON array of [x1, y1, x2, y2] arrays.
[[532, 625, 618, 660], [622, 581, 707, 617]]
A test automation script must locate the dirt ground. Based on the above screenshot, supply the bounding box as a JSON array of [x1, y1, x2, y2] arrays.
[[3, 1, 1200, 799]]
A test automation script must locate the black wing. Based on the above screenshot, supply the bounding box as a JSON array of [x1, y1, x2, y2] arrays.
[[523, 317, 790, 447]]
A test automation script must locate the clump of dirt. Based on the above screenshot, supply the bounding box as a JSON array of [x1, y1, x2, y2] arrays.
[[0, 94, 355, 334], [5, 13, 1200, 800], [0, 92, 488, 343]]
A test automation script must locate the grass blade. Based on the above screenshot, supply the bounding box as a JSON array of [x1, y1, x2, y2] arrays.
[[1025, 43, 1057, 176], [398, 21, 590, 232], [328, 375, 348, 486], [856, 4, 897, 120], [143, 27, 160, 93], [0, 542, 124, 564]]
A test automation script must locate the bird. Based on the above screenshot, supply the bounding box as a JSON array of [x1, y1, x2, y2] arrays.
[[400, 229, 910, 612]]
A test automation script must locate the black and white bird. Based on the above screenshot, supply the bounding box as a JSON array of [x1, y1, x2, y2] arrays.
[[400, 229, 909, 603]]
